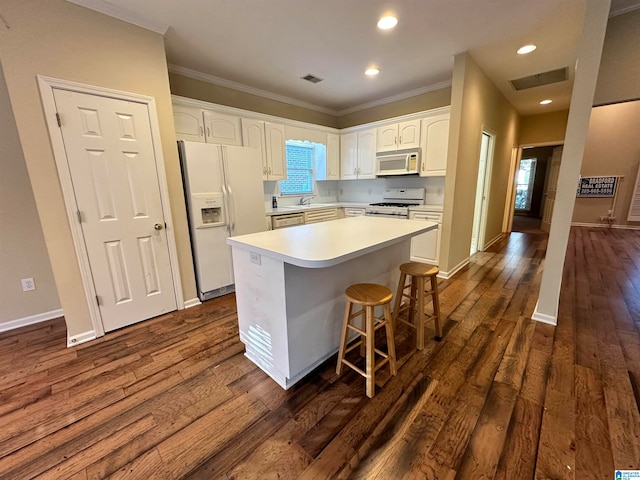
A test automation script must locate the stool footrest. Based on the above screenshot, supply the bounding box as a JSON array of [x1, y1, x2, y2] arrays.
[[340, 359, 366, 378], [344, 340, 363, 356], [346, 324, 366, 336]]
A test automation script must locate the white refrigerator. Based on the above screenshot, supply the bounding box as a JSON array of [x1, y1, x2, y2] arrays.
[[178, 140, 267, 301]]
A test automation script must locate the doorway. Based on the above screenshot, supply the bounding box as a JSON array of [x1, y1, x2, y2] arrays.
[[470, 131, 495, 255]]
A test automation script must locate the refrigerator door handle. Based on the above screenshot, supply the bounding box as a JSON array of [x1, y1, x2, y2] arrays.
[[227, 184, 236, 235]]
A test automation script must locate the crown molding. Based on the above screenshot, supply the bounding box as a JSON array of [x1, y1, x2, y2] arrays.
[[66, 0, 169, 34], [336, 81, 453, 116], [609, 2, 640, 17], [169, 64, 452, 117], [168, 65, 339, 116]]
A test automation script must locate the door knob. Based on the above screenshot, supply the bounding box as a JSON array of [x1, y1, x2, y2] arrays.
[[154, 223, 164, 230]]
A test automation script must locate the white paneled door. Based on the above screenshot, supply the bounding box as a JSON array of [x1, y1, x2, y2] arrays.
[[541, 146, 562, 233], [53, 89, 177, 332]]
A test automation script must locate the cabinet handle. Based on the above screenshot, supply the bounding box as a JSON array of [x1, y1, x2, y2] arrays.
[[422, 162, 425, 171], [199, 126, 204, 137], [399, 135, 402, 144], [269, 166, 272, 174], [206, 127, 211, 137], [395, 136, 398, 145]]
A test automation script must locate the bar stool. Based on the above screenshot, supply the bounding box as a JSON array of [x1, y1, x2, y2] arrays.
[[392, 263, 442, 349], [336, 283, 397, 398]]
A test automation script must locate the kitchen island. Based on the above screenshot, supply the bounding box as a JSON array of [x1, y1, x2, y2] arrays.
[[226, 216, 437, 389]]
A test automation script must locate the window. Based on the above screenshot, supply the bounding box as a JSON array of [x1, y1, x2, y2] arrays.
[[515, 158, 537, 211], [279, 141, 315, 195]]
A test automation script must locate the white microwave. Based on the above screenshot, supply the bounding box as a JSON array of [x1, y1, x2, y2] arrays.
[[376, 151, 420, 176]]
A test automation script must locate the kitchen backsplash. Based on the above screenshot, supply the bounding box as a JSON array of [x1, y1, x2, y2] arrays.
[[263, 176, 445, 208]]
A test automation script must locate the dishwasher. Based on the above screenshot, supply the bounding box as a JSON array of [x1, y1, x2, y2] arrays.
[[271, 212, 305, 229]]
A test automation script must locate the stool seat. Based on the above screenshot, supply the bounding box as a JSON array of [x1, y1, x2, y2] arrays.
[[336, 283, 397, 398], [345, 283, 393, 306], [393, 262, 443, 349]]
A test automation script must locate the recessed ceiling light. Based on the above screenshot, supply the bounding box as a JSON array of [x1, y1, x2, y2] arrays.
[[365, 68, 380, 76], [540, 99, 553, 105], [517, 44, 537, 55], [377, 16, 398, 30]]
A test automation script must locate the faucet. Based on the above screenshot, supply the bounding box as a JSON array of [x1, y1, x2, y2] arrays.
[[299, 196, 311, 206]]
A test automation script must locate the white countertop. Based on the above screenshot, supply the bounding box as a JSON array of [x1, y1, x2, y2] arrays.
[[409, 204, 444, 213], [227, 216, 437, 268]]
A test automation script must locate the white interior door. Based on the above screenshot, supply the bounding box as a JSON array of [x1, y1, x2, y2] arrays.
[[471, 132, 493, 254], [541, 146, 562, 233], [53, 89, 177, 332]]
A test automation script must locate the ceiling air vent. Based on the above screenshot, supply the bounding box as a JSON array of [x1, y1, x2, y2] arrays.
[[510, 67, 568, 91], [301, 73, 324, 84]]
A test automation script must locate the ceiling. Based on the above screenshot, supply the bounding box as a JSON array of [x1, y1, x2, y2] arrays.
[[70, 0, 640, 116]]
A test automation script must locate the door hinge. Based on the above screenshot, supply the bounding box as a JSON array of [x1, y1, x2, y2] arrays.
[[77, 210, 82, 223], [56, 113, 61, 127], [95, 295, 101, 306]]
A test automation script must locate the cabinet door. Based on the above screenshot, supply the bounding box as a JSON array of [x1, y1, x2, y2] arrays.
[[376, 124, 398, 152], [409, 212, 440, 264], [241, 118, 268, 178], [420, 114, 450, 176], [173, 105, 205, 142], [398, 119, 421, 149], [357, 129, 376, 179], [326, 133, 340, 180], [203, 110, 243, 145], [340, 132, 358, 180], [265, 123, 287, 180]]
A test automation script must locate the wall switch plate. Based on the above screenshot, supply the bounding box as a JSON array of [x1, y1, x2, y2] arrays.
[[250, 252, 261, 265], [22, 278, 36, 291]]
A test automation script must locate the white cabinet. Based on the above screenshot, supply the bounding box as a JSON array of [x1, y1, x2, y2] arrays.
[[172, 104, 243, 146], [264, 122, 287, 180], [173, 104, 205, 142], [203, 110, 243, 145], [409, 211, 442, 265], [420, 113, 450, 176], [340, 129, 375, 180], [376, 119, 421, 152], [325, 133, 340, 180], [242, 118, 267, 171]]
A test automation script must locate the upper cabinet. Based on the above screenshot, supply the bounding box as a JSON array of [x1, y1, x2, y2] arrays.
[[264, 122, 287, 181], [203, 110, 243, 145], [376, 119, 421, 153], [317, 133, 340, 181], [420, 112, 450, 177], [340, 129, 376, 180], [173, 105, 243, 145], [241, 118, 267, 170], [173, 104, 205, 142]]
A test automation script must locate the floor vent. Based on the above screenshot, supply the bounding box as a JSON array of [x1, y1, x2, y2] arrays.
[[510, 67, 568, 91], [301, 73, 324, 84]]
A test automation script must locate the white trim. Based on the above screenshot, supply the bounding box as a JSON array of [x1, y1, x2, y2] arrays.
[[37, 76, 185, 341], [0, 309, 64, 333], [67, 330, 98, 348], [532, 301, 557, 325], [66, 0, 169, 34], [609, 3, 640, 17], [336, 81, 453, 116], [571, 222, 640, 230], [439, 257, 470, 279], [184, 297, 202, 309], [169, 64, 452, 117]]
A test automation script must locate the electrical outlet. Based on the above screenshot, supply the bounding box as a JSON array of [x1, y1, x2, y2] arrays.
[[249, 252, 261, 265], [21, 278, 36, 291]]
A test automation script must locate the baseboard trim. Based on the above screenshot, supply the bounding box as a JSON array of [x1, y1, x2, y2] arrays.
[[483, 233, 504, 249], [532, 301, 557, 326], [0, 308, 64, 333], [571, 222, 640, 230], [184, 297, 202, 309], [440, 257, 470, 280], [67, 330, 97, 348]]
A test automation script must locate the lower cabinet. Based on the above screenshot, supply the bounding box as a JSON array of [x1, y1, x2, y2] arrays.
[[304, 208, 339, 224], [343, 207, 366, 217], [409, 211, 442, 265]]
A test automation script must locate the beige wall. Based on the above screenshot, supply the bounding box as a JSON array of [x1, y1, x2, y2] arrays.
[[170, 72, 340, 128], [518, 110, 569, 146], [0, 64, 61, 326], [574, 100, 640, 226], [594, 8, 640, 106], [0, 0, 196, 339], [440, 53, 519, 274], [337, 87, 452, 128]]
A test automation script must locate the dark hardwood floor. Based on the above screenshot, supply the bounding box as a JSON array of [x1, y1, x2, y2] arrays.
[[1, 226, 639, 479]]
